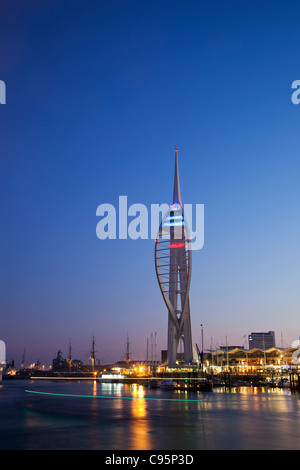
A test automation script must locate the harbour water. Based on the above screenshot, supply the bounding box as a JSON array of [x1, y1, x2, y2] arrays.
[[1, 379, 300, 450]]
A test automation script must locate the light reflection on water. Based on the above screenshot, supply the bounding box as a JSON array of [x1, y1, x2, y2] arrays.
[[130, 384, 149, 449], [1, 380, 300, 450]]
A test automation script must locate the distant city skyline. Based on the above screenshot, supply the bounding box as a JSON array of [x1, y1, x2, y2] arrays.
[[1, 0, 300, 367]]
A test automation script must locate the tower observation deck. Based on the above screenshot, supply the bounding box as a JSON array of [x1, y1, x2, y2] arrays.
[[155, 148, 193, 365]]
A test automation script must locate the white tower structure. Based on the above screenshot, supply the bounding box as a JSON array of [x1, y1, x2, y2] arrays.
[[0, 341, 6, 381], [155, 148, 193, 365]]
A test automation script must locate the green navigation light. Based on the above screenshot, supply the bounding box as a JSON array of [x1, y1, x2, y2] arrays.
[[25, 389, 203, 402]]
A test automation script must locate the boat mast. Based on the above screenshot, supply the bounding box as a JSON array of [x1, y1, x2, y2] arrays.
[[89, 333, 97, 372]]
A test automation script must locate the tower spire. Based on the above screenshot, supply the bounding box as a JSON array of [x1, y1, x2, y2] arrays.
[[173, 147, 182, 206]]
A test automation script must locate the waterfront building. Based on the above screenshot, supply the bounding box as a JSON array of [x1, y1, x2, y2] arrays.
[[248, 331, 276, 350], [155, 148, 193, 365], [52, 349, 83, 372], [207, 346, 298, 374]]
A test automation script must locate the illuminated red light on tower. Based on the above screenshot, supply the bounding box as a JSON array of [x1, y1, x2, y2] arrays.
[[170, 242, 185, 248]]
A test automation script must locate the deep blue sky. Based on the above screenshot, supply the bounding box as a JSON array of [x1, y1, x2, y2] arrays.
[[1, 0, 300, 367]]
